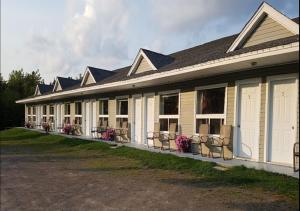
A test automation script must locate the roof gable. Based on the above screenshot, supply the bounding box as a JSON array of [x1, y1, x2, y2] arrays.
[[127, 49, 157, 76], [81, 66, 114, 86], [53, 79, 63, 92], [127, 49, 174, 76], [34, 85, 41, 96], [227, 2, 299, 52]]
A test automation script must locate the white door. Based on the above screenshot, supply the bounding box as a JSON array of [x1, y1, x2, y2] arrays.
[[133, 96, 142, 144], [268, 79, 297, 165], [144, 95, 155, 146], [85, 102, 91, 136], [237, 82, 260, 160]]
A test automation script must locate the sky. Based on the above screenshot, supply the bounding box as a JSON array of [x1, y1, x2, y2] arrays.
[[1, 0, 299, 83]]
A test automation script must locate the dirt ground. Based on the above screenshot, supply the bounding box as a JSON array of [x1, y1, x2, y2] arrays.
[[1, 152, 298, 211]]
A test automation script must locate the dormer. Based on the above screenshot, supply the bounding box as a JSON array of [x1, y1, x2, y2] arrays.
[[34, 84, 54, 96], [227, 2, 299, 52], [53, 77, 80, 92], [127, 48, 174, 76], [80, 66, 114, 86]]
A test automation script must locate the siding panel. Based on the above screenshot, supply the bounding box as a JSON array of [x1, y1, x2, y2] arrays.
[[180, 90, 195, 135], [243, 15, 294, 48]]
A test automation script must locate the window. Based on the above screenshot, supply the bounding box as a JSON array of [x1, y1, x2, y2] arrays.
[[159, 93, 179, 132], [32, 106, 36, 115], [31, 106, 36, 122], [160, 94, 178, 115], [64, 103, 71, 124], [75, 102, 82, 125], [117, 99, 128, 115], [42, 105, 47, 123], [75, 102, 82, 115], [43, 105, 47, 115], [49, 105, 54, 115], [116, 99, 128, 128], [28, 106, 31, 115], [195, 86, 226, 135], [64, 103, 70, 115], [99, 99, 109, 127], [99, 100, 108, 115]]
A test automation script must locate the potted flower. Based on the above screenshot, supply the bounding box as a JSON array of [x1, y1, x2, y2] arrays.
[[175, 135, 192, 153], [25, 121, 32, 128], [63, 124, 72, 135]]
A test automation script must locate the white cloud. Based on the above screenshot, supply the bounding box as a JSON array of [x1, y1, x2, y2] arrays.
[[25, 0, 131, 82], [3, 0, 297, 83]]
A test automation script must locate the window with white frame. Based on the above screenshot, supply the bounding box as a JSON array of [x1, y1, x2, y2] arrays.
[[32, 106, 36, 122], [64, 103, 71, 124], [49, 105, 55, 124], [99, 99, 109, 126], [159, 93, 179, 132], [116, 99, 128, 128], [42, 105, 47, 123], [75, 102, 82, 125], [27, 106, 32, 122], [195, 86, 226, 135]]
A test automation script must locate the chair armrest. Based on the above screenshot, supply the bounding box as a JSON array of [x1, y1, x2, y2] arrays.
[[210, 136, 224, 146]]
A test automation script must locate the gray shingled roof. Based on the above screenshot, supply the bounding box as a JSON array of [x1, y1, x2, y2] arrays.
[[38, 84, 54, 94], [141, 49, 174, 69], [87, 66, 115, 82], [57, 77, 81, 90], [25, 17, 299, 97]]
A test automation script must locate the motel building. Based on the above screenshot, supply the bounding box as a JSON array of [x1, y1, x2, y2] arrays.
[[17, 3, 299, 169]]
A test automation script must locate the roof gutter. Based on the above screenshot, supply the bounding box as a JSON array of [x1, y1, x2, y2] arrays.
[[16, 42, 299, 104]]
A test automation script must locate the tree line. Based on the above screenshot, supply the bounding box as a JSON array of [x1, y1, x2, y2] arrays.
[[0, 69, 43, 130]]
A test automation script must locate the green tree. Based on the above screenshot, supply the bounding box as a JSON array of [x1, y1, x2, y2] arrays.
[[0, 69, 43, 130]]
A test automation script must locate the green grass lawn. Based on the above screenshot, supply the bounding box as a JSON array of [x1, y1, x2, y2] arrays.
[[1, 128, 299, 201]]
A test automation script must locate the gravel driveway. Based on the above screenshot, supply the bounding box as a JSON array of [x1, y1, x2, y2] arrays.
[[1, 152, 297, 211]]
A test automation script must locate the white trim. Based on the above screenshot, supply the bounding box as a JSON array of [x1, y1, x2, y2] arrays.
[[158, 90, 181, 133], [16, 42, 299, 104], [98, 97, 109, 101], [263, 73, 299, 163], [158, 89, 180, 95], [53, 78, 63, 92], [195, 83, 228, 91], [227, 2, 299, 52], [98, 115, 109, 118], [233, 78, 261, 161], [143, 93, 155, 145], [127, 49, 158, 76], [116, 115, 128, 118], [34, 85, 40, 96], [116, 95, 129, 100], [80, 67, 96, 86], [194, 83, 228, 135]]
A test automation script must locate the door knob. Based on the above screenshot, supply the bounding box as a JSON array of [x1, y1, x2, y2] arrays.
[[237, 125, 240, 128], [292, 126, 294, 130]]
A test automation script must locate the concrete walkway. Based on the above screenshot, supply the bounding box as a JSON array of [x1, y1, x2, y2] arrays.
[[23, 128, 299, 178]]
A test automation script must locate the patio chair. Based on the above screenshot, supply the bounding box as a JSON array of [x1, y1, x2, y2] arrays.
[[97, 120, 108, 139], [146, 123, 163, 148], [209, 125, 232, 160], [294, 142, 299, 172], [115, 121, 129, 143], [168, 123, 178, 151], [91, 121, 100, 138], [198, 124, 210, 157]]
